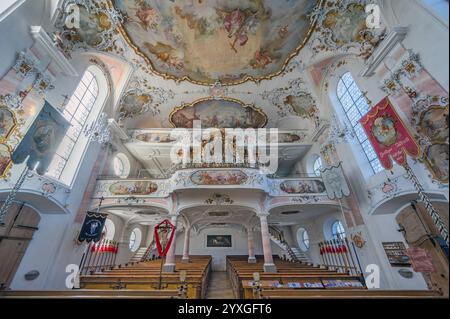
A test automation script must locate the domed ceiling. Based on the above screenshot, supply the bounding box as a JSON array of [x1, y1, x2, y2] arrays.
[[113, 0, 319, 85]]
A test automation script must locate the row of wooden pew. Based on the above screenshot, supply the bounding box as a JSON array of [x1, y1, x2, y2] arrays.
[[78, 255, 212, 299], [0, 256, 212, 299], [226, 256, 444, 299]]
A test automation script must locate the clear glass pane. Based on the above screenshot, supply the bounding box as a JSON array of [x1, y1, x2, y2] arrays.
[[56, 136, 75, 159], [346, 106, 360, 126], [341, 72, 354, 88], [47, 155, 66, 179], [340, 92, 354, 111], [348, 82, 363, 101], [82, 71, 94, 84], [66, 123, 81, 141], [65, 98, 79, 116], [355, 97, 370, 115], [81, 91, 95, 110], [337, 81, 347, 99], [73, 105, 89, 123], [74, 81, 87, 100], [89, 79, 99, 96]]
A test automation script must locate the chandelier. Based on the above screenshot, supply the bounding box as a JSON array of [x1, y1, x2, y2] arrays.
[[83, 112, 112, 144]]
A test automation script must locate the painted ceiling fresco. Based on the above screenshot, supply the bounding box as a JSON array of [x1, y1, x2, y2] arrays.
[[113, 0, 318, 85], [170, 98, 267, 128]]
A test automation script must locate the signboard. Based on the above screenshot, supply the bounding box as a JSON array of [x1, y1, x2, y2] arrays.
[[406, 247, 436, 273], [382, 242, 411, 267], [154, 219, 176, 257], [78, 211, 107, 243], [360, 97, 420, 170]]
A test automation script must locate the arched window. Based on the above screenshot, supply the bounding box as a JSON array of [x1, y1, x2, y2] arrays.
[[331, 220, 346, 240], [113, 153, 130, 178], [313, 157, 323, 177], [113, 156, 124, 177], [47, 67, 107, 184], [129, 228, 142, 252], [337, 72, 383, 174], [297, 228, 310, 252]]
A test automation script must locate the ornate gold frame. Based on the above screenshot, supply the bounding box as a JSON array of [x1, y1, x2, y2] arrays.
[[0, 143, 13, 179], [111, 0, 325, 86], [169, 97, 268, 128], [417, 104, 449, 143], [423, 142, 449, 184], [0, 106, 19, 144]]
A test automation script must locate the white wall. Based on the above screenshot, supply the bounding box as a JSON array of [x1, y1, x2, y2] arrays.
[[174, 226, 282, 271]]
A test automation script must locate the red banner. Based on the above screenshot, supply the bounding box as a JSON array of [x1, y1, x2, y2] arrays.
[[154, 219, 176, 257], [360, 97, 420, 170], [406, 247, 436, 274]]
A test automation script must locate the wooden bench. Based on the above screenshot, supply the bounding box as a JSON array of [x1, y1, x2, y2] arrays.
[[226, 256, 367, 299], [259, 289, 444, 299], [80, 255, 211, 299], [0, 289, 181, 299]]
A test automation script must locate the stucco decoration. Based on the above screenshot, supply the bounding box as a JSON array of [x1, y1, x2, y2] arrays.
[[309, 0, 386, 59]]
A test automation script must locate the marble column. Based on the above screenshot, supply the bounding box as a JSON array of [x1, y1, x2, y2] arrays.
[[182, 226, 191, 263], [259, 214, 277, 273], [247, 229, 256, 263], [163, 215, 178, 273]]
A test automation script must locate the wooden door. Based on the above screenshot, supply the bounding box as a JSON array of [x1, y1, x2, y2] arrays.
[[0, 202, 40, 289], [396, 202, 449, 296]]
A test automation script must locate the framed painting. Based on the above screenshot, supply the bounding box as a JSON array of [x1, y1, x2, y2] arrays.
[[0, 143, 13, 179], [207, 235, 232, 248], [0, 107, 18, 144]]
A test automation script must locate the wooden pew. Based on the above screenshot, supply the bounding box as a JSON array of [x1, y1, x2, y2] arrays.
[[0, 289, 181, 299], [259, 289, 444, 299], [80, 255, 212, 299]]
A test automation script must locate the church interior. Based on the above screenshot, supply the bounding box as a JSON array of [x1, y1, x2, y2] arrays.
[[0, 0, 448, 301]]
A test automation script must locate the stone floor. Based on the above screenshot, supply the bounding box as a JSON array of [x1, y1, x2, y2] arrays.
[[205, 272, 236, 299]]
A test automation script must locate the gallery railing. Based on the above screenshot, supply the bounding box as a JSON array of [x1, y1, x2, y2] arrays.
[[93, 168, 331, 200]]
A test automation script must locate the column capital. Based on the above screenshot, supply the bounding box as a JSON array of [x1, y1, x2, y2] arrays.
[[257, 213, 270, 219]]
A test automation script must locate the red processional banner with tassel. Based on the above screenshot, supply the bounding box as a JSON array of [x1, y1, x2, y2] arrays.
[[359, 97, 420, 170], [154, 219, 176, 257]]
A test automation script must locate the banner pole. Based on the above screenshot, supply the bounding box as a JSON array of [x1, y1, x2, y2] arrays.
[[404, 163, 449, 245], [158, 256, 165, 290]]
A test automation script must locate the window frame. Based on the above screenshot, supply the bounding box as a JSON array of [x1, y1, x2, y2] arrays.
[[336, 72, 384, 175], [313, 156, 323, 177], [46, 65, 108, 186], [331, 220, 346, 240]]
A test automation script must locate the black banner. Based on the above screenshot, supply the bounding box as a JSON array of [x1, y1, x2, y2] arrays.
[[77, 211, 107, 243]]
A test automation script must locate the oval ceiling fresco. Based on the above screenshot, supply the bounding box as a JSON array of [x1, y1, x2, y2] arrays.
[[170, 98, 267, 129], [113, 0, 319, 85]]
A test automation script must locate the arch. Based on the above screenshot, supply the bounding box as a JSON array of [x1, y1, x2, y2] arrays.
[[370, 191, 448, 216], [0, 190, 69, 215]]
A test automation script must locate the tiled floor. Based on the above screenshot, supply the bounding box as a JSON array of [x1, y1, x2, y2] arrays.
[[205, 272, 235, 299]]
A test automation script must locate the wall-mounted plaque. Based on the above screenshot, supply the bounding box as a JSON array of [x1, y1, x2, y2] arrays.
[[207, 235, 232, 248], [382, 242, 411, 267]]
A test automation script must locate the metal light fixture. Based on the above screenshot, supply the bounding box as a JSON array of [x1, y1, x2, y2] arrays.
[[83, 112, 112, 144]]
